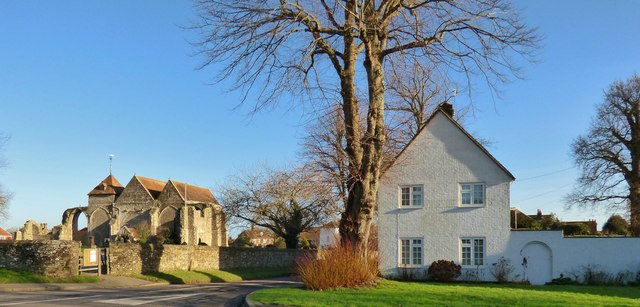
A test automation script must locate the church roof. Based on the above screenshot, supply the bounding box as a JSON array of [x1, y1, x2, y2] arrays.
[[88, 175, 125, 196], [135, 176, 166, 199], [170, 180, 218, 204]]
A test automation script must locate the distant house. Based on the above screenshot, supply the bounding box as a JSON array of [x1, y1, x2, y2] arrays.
[[299, 221, 340, 249], [298, 228, 320, 248], [236, 228, 275, 247], [378, 104, 640, 285], [510, 208, 597, 235], [0, 227, 12, 241]]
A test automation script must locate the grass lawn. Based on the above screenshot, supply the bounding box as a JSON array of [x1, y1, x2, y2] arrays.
[[0, 269, 100, 284], [131, 267, 292, 284], [251, 280, 640, 306]]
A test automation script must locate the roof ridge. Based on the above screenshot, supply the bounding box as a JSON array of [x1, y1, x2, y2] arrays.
[[383, 108, 515, 180]]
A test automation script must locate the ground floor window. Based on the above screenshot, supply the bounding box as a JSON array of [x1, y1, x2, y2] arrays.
[[460, 238, 484, 266], [400, 238, 423, 266]]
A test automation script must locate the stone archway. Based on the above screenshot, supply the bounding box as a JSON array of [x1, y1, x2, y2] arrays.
[[59, 207, 88, 242], [158, 206, 179, 243], [89, 208, 111, 247], [521, 241, 553, 285]]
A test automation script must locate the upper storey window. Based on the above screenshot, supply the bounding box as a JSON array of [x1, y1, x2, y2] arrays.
[[459, 183, 485, 207], [400, 185, 423, 208]]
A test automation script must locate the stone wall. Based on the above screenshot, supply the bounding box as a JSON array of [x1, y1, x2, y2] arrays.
[[0, 240, 80, 278], [108, 243, 220, 275], [219, 247, 309, 269], [108, 243, 310, 275]]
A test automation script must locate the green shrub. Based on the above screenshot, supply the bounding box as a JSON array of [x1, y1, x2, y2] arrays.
[[136, 221, 151, 244], [427, 260, 461, 282], [603, 214, 630, 235], [296, 242, 379, 290], [546, 274, 579, 285]]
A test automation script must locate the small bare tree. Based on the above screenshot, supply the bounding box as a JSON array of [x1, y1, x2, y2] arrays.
[[303, 105, 351, 208], [219, 165, 337, 248], [568, 74, 640, 235], [194, 0, 539, 246], [0, 134, 9, 222], [386, 61, 453, 149]]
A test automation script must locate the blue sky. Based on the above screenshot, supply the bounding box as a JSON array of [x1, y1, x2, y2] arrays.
[[0, 1, 639, 232]]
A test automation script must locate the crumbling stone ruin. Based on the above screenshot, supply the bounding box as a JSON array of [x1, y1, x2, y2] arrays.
[[57, 175, 227, 247], [13, 220, 55, 241]]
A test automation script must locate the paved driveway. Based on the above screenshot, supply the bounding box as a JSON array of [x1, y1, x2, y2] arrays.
[[0, 278, 300, 307]]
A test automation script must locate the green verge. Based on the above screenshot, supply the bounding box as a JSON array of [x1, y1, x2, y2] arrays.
[[131, 267, 292, 284], [0, 269, 100, 284], [251, 280, 640, 307]]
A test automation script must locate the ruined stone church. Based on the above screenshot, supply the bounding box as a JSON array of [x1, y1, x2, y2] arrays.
[[58, 175, 227, 247]]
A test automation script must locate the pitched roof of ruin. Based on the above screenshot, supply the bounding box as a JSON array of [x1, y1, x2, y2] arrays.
[[170, 180, 218, 204], [88, 175, 125, 196], [135, 176, 167, 199]]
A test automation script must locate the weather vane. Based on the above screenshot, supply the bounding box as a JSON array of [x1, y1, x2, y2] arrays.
[[109, 154, 115, 175]]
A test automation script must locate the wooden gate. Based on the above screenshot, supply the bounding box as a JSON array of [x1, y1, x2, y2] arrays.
[[79, 248, 109, 275]]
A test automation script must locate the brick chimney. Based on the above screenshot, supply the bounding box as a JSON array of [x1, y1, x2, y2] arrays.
[[439, 102, 454, 117]]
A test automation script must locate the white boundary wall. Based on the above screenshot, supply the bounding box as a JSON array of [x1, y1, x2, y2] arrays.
[[505, 231, 640, 284]]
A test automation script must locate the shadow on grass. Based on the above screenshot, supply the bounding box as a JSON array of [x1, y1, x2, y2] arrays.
[[224, 267, 292, 280], [142, 272, 186, 284], [192, 270, 227, 283], [423, 281, 640, 301]]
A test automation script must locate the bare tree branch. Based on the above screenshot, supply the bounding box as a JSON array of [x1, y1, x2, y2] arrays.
[[567, 74, 640, 235], [218, 164, 337, 248], [194, 0, 539, 246]]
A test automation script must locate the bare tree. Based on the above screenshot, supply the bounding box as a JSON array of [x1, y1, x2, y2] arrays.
[[0, 134, 9, 222], [386, 61, 450, 147], [194, 0, 538, 246], [303, 105, 350, 208], [568, 74, 640, 235], [219, 165, 337, 248]]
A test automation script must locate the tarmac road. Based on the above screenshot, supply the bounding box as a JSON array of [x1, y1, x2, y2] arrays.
[[0, 278, 300, 307]]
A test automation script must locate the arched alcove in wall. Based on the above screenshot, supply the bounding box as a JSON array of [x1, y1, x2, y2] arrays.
[[158, 206, 179, 243], [90, 208, 110, 247], [520, 241, 553, 285]]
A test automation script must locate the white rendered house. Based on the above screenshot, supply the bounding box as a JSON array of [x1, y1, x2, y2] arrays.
[[378, 105, 514, 281], [377, 105, 640, 285]]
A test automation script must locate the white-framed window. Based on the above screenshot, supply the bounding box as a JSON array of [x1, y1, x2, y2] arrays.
[[399, 185, 423, 207], [459, 183, 485, 207], [460, 238, 485, 266], [400, 238, 423, 266]]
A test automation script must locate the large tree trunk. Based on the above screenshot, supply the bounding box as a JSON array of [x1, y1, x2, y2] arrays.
[[283, 232, 299, 249], [339, 8, 387, 248], [630, 185, 640, 236]]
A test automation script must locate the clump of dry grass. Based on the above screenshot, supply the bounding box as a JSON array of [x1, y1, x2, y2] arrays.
[[296, 242, 379, 290]]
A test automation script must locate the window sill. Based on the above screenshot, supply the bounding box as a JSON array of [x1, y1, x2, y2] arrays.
[[457, 204, 485, 208], [398, 206, 423, 209], [398, 265, 424, 268]]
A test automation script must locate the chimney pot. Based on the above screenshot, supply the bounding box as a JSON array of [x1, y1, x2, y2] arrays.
[[439, 102, 454, 117]]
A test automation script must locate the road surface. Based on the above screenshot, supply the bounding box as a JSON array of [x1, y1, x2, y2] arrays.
[[0, 279, 299, 307]]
